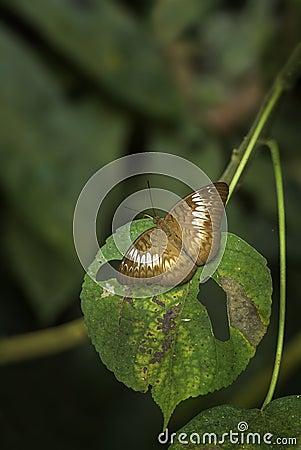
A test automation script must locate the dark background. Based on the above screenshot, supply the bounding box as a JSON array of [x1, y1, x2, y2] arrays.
[[0, 1, 301, 449]]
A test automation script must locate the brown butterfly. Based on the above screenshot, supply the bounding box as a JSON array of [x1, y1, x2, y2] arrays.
[[117, 182, 228, 286]]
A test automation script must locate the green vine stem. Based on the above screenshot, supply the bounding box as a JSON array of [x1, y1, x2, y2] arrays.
[[0, 318, 87, 365], [261, 140, 286, 409], [0, 43, 300, 365]]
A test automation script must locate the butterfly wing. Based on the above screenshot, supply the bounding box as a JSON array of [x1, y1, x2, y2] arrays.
[[163, 182, 228, 266], [117, 226, 197, 286]]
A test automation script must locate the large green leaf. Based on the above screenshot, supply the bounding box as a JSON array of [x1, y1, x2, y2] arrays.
[[81, 220, 272, 427], [167, 396, 301, 449]]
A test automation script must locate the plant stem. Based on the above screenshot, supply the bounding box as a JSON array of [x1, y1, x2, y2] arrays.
[[261, 140, 286, 409], [0, 318, 87, 365]]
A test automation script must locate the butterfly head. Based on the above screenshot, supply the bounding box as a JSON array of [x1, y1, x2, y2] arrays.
[[153, 216, 162, 225]]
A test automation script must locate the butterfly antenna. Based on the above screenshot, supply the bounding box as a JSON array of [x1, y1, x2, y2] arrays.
[[123, 205, 140, 213], [147, 180, 157, 217]]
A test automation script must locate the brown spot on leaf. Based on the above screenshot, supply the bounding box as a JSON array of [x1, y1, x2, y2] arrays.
[[150, 331, 175, 364], [150, 318, 175, 364], [150, 351, 165, 364], [152, 295, 165, 307], [162, 335, 173, 352], [221, 277, 267, 347], [158, 304, 182, 335], [147, 304, 182, 364]]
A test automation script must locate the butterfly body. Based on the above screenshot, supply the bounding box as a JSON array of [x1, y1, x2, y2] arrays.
[[117, 182, 228, 286]]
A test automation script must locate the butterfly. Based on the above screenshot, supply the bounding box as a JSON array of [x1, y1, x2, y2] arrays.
[[117, 182, 228, 287]]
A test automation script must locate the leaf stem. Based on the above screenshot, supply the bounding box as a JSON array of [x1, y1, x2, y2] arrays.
[[261, 140, 286, 410]]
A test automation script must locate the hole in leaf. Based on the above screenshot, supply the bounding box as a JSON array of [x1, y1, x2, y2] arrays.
[[198, 278, 230, 342]]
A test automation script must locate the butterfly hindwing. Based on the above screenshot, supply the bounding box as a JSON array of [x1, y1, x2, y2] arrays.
[[163, 182, 228, 265], [117, 226, 197, 286]]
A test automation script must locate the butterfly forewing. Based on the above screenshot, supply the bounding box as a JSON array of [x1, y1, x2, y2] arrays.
[[117, 182, 228, 286], [179, 182, 228, 265]]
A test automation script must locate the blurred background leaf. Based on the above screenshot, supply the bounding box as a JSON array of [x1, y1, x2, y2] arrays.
[[0, 0, 181, 119], [0, 25, 128, 322], [0, 0, 300, 449]]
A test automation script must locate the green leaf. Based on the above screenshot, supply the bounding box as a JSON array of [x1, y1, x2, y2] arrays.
[[81, 221, 272, 427], [167, 396, 301, 449]]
